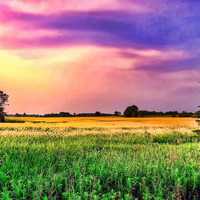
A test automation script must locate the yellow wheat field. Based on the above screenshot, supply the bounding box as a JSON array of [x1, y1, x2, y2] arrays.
[[0, 117, 197, 137], [1, 116, 197, 128]]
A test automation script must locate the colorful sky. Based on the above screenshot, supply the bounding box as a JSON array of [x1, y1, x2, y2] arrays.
[[0, 0, 200, 114]]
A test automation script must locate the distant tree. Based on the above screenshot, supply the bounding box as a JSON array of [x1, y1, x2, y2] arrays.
[[114, 111, 121, 116], [95, 111, 101, 116], [124, 105, 139, 117], [0, 91, 9, 122]]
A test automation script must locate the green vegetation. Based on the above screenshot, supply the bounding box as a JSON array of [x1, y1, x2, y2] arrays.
[[0, 127, 199, 199]]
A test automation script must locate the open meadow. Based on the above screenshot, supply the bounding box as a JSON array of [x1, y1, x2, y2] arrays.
[[0, 117, 199, 199]]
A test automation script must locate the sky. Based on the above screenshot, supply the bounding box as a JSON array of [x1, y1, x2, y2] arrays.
[[0, 0, 200, 114]]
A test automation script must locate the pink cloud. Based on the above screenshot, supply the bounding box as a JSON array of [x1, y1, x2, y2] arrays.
[[6, 0, 151, 13]]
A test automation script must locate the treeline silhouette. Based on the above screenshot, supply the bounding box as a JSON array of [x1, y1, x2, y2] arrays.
[[7, 110, 195, 118]]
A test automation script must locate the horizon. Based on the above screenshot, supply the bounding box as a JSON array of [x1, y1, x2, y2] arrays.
[[6, 107, 195, 116], [1, 0, 200, 113]]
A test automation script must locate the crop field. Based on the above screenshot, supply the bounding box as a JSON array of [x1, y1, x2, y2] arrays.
[[4, 116, 197, 128], [0, 117, 199, 199]]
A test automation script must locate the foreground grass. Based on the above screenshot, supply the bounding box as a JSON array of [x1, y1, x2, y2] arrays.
[[0, 127, 199, 199]]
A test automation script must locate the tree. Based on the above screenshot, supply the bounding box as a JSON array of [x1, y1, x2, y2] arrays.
[[95, 111, 101, 116], [124, 105, 139, 117], [114, 111, 121, 116], [0, 91, 9, 122]]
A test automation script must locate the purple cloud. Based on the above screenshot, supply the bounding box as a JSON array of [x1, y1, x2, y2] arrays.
[[2, 2, 200, 51], [135, 56, 200, 73], [1, 1, 200, 75]]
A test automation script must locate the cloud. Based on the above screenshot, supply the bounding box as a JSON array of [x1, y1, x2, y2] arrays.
[[135, 56, 200, 73], [117, 48, 200, 74], [1, 2, 200, 51], [5, 0, 151, 13]]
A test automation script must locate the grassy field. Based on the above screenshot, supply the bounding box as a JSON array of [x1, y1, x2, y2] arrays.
[[0, 117, 199, 199]]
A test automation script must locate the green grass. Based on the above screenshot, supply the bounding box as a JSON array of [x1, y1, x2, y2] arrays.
[[0, 128, 199, 199]]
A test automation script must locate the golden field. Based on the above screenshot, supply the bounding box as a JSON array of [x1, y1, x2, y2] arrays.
[[4, 116, 197, 128], [0, 116, 197, 137]]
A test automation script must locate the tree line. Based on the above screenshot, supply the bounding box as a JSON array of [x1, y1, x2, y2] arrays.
[[0, 91, 199, 122]]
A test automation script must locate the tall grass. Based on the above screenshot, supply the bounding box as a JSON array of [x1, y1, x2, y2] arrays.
[[0, 127, 199, 199]]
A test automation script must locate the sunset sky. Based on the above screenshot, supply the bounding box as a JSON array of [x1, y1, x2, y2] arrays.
[[0, 0, 200, 114]]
